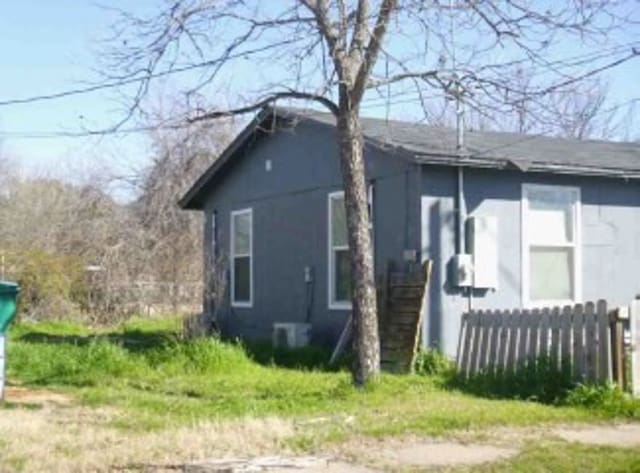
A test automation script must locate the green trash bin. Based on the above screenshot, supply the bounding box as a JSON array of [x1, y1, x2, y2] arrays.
[[0, 281, 19, 400], [0, 281, 20, 333]]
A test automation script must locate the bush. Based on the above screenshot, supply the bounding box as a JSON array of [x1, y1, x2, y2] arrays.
[[10, 250, 88, 321], [414, 348, 455, 378], [9, 338, 141, 386], [145, 337, 254, 374]]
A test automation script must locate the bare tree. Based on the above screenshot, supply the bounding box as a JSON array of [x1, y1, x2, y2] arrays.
[[104, 1, 638, 385], [447, 76, 618, 140], [134, 100, 233, 311]]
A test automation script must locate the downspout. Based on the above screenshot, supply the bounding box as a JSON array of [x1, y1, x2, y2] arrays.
[[454, 78, 472, 312], [457, 167, 466, 255], [455, 78, 466, 256]]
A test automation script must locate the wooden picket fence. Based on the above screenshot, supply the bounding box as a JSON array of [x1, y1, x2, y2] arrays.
[[456, 300, 613, 383]]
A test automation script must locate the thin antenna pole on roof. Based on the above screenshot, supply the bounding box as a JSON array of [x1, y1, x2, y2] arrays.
[[450, 0, 464, 152], [385, 55, 390, 125]]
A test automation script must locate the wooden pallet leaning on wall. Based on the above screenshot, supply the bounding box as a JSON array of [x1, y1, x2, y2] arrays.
[[456, 300, 613, 384], [379, 260, 433, 373]]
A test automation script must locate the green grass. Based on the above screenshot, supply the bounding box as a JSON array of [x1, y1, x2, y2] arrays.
[[5, 318, 639, 434], [467, 441, 640, 472]]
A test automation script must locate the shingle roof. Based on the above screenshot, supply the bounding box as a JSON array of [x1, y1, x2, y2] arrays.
[[288, 107, 640, 177], [180, 106, 640, 209]]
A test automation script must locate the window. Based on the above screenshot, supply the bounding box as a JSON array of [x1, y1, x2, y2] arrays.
[[328, 191, 351, 309], [522, 184, 581, 306], [231, 208, 252, 307]]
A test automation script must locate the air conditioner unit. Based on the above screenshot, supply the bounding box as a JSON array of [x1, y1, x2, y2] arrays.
[[272, 323, 311, 349]]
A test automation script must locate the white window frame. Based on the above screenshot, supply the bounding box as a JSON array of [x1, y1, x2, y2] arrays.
[[328, 191, 352, 310], [521, 184, 581, 308], [230, 208, 253, 308]]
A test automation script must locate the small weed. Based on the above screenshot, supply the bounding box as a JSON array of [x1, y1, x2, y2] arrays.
[[413, 348, 455, 378], [565, 383, 640, 417]]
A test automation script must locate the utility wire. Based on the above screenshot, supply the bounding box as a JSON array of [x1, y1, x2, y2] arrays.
[[0, 40, 636, 109], [0, 38, 300, 108]]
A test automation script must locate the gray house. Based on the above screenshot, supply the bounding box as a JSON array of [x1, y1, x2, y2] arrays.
[[180, 107, 640, 357]]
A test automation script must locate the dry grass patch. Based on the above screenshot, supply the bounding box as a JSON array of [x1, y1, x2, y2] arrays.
[[0, 402, 296, 472], [3, 385, 73, 406]]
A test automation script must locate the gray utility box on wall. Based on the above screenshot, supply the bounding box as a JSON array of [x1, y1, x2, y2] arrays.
[[467, 216, 499, 289]]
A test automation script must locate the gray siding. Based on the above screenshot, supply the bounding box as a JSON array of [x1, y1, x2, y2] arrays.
[[200, 120, 414, 346], [196, 117, 640, 357], [420, 165, 640, 356]]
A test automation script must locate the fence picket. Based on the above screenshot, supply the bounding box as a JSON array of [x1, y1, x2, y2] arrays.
[[461, 312, 477, 377], [518, 309, 530, 367], [456, 313, 469, 372], [478, 311, 492, 374], [497, 310, 510, 372], [528, 309, 541, 363], [539, 308, 550, 359], [596, 300, 611, 383], [469, 311, 483, 376], [584, 302, 597, 382], [488, 310, 501, 373], [506, 309, 521, 373], [631, 301, 640, 397], [561, 305, 573, 375], [550, 307, 561, 370], [573, 304, 585, 381]]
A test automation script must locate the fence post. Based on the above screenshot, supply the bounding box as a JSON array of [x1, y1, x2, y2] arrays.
[[630, 301, 640, 397]]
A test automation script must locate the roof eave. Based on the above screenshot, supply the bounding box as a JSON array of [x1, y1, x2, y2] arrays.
[[178, 107, 279, 210], [414, 152, 640, 180]]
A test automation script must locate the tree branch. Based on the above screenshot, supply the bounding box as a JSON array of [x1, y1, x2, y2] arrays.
[[186, 91, 339, 123], [366, 70, 440, 89], [351, 0, 398, 104]]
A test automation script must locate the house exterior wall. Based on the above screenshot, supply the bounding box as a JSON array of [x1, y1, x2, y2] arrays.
[[199, 120, 416, 346], [420, 165, 640, 356], [195, 117, 640, 356]]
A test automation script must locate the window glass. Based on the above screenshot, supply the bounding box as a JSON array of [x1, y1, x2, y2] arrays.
[[234, 212, 251, 255], [528, 197, 573, 244], [231, 209, 252, 305], [331, 196, 348, 247], [335, 248, 351, 302], [233, 256, 251, 302], [330, 193, 350, 306], [530, 246, 573, 301], [524, 185, 579, 304]]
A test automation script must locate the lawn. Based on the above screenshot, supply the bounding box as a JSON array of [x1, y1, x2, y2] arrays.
[[0, 318, 640, 471], [5, 316, 638, 433]]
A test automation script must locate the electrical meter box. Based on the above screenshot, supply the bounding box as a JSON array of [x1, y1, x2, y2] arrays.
[[467, 216, 498, 289], [451, 253, 473, 287]]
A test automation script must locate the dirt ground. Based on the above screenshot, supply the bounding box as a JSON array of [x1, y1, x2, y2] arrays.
[[1, 387, 639, 472]]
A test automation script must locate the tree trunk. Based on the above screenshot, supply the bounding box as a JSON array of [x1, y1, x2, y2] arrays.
[[336, 102, 380, 386]]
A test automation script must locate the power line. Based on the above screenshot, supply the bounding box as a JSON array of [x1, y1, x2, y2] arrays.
[[0, 123, 188, 140], [0, 38, 300, 108], [1, 39, 637, 109]]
